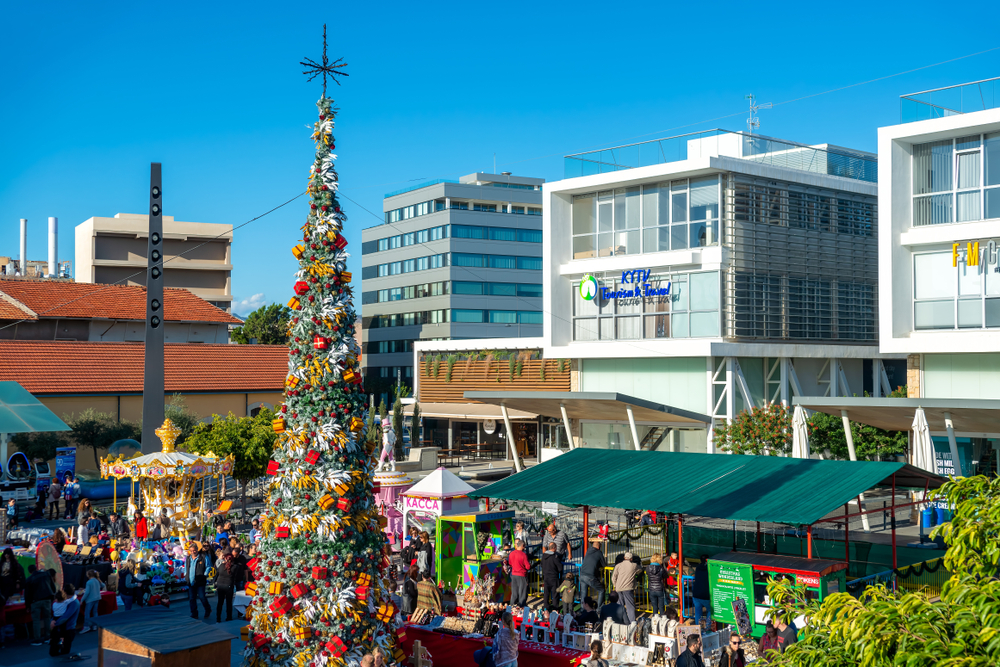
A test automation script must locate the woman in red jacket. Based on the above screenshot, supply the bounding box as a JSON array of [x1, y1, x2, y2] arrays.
[[134, 511, 149, 540]]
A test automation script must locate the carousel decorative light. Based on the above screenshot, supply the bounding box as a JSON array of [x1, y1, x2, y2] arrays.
[[100, 417, 235, 542]]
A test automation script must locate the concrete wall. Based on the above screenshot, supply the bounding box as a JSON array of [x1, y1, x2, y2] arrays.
[[580, 357, 708, 413]]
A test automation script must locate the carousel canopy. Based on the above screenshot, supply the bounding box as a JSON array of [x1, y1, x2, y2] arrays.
[[101, 418, 234, 480], [404, 466, 475, 499]]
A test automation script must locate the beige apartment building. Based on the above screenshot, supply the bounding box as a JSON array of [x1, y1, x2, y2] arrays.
[[75, 213, 233, 311]]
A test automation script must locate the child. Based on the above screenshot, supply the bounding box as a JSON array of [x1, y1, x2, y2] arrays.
[[80, 570, 101, 633], [6, 498, 17, 528], [87, 512, 102, 536], [557, 572, 576, 615]]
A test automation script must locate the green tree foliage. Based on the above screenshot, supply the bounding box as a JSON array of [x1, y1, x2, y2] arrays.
[[808, 411, 907, 461], [713, 404, 792, 455], [11, 430, 70, 463], [766, 474, 1000, 666], [66, 409, 141, 468], [378, 398, 387, 421], [164, 393, 199, 446], [231, 303, 291, 345], [391, 393, 404, 460], [410, 401, 421, 447], [184, 408, 278, 519]]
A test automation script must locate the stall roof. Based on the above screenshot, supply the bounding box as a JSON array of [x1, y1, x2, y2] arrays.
[[463, 391, 710, 425], [710, 551, 847, 576], [793, 396, 1000, 434], [469, 449, 946, 526], [402, 402, 537, 421], [443, 510, 516, 523], [404, 467, 476, 499], [0, 381, 70, 434]]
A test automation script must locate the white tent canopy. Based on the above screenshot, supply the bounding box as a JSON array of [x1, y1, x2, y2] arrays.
[[404, 466, 475, 499]]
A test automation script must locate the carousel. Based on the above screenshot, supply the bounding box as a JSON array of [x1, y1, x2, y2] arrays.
[[99, 418, 235, 543]]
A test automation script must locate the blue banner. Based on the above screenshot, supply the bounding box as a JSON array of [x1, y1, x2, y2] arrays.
[[55, 446, 76, 483]]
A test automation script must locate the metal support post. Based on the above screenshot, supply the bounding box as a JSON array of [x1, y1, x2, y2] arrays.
[[806, 525, 813, 559], [500, 404, 523, 473], [583, 505, 589, 555], [677, 515, 684, 618], [560, 404, 574, 450], [943, 411, 962, 477], [842, 409, 870, 531], [141, 163, 165, 453], [891, 473, 897, 570], [626, 404, 641, 451]]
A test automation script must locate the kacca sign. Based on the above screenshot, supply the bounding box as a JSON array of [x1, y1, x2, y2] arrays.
[[581, 270, 671, 302], [953, 240, 1000, 270]]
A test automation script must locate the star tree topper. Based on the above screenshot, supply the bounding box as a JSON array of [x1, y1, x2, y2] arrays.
[[300, 24, 349, 98]]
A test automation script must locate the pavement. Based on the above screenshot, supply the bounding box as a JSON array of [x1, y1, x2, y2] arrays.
[[0, 596, 246, 667]]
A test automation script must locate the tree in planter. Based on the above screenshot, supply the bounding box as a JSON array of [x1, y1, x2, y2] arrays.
[[765, 474, 1000, 666], [391, 393, 404, 461], [713, 403, 793, 456], [231, 303, 292, 345], [184, 409, 278, 519], [808, 411, 908, 461], [410, 402, 421, 449]]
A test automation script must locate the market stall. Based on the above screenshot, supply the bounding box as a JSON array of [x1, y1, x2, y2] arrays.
[[401, 467, 480, 565], [436, 510, 514, 599], [709, 552, 847, 637], [373, 469, 414, 551], [401, 625, 588, 667]]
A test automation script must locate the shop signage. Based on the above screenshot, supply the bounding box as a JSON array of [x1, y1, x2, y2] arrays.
[[580, 270, 671, 302], [708, 560, 754, 626], [953, 240, 1000, 270], [404, 496, 441, 513], [483, 419, 496, 435], [797, 574, 820, 587]]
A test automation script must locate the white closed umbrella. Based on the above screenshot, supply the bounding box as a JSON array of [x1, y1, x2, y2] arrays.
[[792, 405, 811, 459], [911, 408, 935, 474]]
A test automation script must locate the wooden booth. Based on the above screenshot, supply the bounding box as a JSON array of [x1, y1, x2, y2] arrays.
[[435, 509, 515, 600]]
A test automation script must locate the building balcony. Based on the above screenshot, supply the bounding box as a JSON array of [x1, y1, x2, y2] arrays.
[[901, 77, 1000, 123]]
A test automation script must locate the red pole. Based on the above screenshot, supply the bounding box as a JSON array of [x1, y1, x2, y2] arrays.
[[891, 474, 897, 570], [806, 525, 813, 559], [677, 515, 684, 618], [756, 521, 761, 553], [844, 503, 850, 565], [583, 505, 589, 556]]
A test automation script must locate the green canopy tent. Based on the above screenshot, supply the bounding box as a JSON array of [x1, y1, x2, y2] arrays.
[[469, 449, 947, 614], [0, 381, 70, 501]]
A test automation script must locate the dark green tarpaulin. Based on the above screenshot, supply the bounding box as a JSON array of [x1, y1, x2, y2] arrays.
[[469, 449, 946, 526]]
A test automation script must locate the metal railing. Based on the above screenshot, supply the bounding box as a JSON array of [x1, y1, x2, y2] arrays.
[[384, 179, 459, 199], [563, 129, 876, 183], [846, 557, 950, 599], [901, 77, 1000, 123]]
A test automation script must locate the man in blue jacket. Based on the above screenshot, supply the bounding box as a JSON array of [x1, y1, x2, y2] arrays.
[[49, 583, 80, 656]]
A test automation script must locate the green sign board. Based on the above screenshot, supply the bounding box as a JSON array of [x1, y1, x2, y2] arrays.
[[708, 560, 754, 626]]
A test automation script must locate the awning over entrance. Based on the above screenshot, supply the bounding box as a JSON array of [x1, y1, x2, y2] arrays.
[[792, 396, 1000, 435], [463, 391, 710, 425], [403, 402, 537, 421], [469, 448, 947, 526]]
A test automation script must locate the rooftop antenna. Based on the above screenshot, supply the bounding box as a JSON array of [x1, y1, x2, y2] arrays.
[[746, 94, 771, 134]]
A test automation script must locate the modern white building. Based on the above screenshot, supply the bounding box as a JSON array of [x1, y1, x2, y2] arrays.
[[879, 77, 1000, 398], [416, 129, 908, 460]]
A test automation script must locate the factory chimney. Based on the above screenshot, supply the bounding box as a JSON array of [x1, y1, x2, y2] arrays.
[[48, 217, 58, 278]]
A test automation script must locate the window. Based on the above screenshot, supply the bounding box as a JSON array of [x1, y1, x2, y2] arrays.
[[473, 203, 497, 213], [453, 253, 484, 268], [510, 205, 525, 214], [517, 283, 543, 297], [487, 283, 515, 296], [516, 257, 542, 270], [403, 259, 415, 273], [527, 207, 542, 216], [518, 311, 543, 324], [453, 309, 485, 323], [572, 271, 720, 341], [489, 310, 517, 324], [453, 281, 483, 295], [913, 248, 1000, 330], [489, 227, 516, 241], [453, 225, 486, 239], [451, 201, 469, 210], [912, 134, 1000, 226], [516, 229, 542, 243], [490, 255, 516, 269]]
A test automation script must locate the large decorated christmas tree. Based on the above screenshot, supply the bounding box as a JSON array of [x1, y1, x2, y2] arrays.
[[244, 29, 402, 667]]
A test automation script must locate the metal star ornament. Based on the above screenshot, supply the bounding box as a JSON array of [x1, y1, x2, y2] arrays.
[[300, 24, 349, 98]]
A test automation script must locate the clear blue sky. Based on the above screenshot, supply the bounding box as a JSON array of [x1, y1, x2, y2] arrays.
[[2, 0, 999, 316]]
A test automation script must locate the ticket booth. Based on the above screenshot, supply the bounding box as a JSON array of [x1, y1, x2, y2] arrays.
[[401, 467, 480, 579], [708, 552, 847, 637], [435, 510, 515, 600]]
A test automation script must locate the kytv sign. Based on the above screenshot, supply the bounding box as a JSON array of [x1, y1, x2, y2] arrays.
[[580, 270, 671, 302]]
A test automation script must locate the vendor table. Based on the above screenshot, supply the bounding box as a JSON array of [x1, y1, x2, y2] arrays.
[[402, 626, 588, 667], [4, 590, 117, 626]]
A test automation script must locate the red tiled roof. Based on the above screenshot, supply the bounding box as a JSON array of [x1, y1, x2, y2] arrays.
[[0, 279, 240, 324], [0, 341, 288, 394], [0, 293, 35, 320]]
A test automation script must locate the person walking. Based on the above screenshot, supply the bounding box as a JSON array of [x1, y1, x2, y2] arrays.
[[64, 478, 81, 520], [215, 550, 242, 622], [47, 479, 62, 520], [541, 542, 563, 611], [542, 522, 571, 561], [25, 563, 56, 646], [579, 538, 607, 608], [80, 569, 101, 633], [508, 539, 530, 608], [49, 583, 80, 657], [718, 634, 747, 667], [692, 555, 712, 628], [646, 553, 667, 615], [611, 551, 642, 624], [492, 610, 519, 667], [676, 634, 705, 667], [417, 531, 435, 579], [134, 511, 149, 541], [184, 541, 212, 620]]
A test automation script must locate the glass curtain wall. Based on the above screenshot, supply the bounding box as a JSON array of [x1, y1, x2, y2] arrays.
[[913, 133, 1000, 226], [913, 249, 1000, 329]]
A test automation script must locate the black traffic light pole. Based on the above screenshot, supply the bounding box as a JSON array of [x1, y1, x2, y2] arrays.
[[141, 163, 165, 454]]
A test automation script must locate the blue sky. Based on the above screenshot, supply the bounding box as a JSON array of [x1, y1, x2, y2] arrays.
[[2, 0, 999, 316]]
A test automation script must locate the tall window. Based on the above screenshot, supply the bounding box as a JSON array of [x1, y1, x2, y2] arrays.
[[913, 133, 1000, 226], [913, 248, 1000, 330]]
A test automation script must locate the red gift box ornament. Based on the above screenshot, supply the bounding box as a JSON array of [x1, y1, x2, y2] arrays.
[[311, 566, 328, 579], [313, 335, 328, 350], [333, 233, 348, 250], [305, 450, 320, 465], [397, 628, 407, 643], [325, 637, 348, 658], [266, 460, 280, 476], [269, 596, 293, 616], [251, 634, 270, 649], [290, 583, 309, 599], [246, 558, 260, 573], [355, 585, 370, 602], [336, 497, 352, 512], [294, 281, 310, 296], [275, 526, 291, 539]]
